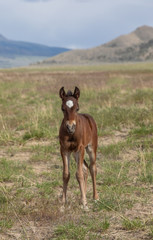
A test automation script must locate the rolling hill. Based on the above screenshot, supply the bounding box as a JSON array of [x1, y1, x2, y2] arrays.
[[40, 25, 153, 65], [0, 35, 69, 68]]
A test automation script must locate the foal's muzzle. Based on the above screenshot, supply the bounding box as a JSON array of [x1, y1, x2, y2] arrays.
[[66, 121, 76, 134]]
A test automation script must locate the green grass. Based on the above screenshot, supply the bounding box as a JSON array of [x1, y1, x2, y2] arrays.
[[54, 222, 88, 240], [82, 217, 110, 233], [129, 125, 153, 138], [149, 227, 153, 239], [122, 218, 144, 230], [93, 193, 134, 212], [30, 144, 59, 162], [99, 141, 127, 158], [53, 217, 110, 240], [0, 158, 34, 183], [138, 151, 153, 183], [126, 89, 153, 104], [3, 62, 153, 73], [0, 63, 152, 239], [93, 106, 153, 132], [0, 194, 7, 204], [37, 181, 58, 197], [0, 219, 13, 231]]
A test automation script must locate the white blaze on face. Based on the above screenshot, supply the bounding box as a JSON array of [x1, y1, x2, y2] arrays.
[[66, 100, 74, 108]]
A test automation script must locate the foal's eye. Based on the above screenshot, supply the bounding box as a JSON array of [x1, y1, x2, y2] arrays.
[[62, 107, 65, 112]]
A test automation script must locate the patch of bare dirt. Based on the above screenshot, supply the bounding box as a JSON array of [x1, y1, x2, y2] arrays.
[[1, 221, 54, 240], [121, 149, 138, 162], [103, 228, 150, 240], [98, 128, 130, 146], [32, 162, 51, 175], [8, 152, 31, 162], [25, 140, 51, 147], [125, 200, 153, 220], [0, 147, 31, 164]]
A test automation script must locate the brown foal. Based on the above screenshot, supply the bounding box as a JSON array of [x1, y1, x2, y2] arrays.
[[59, 86, 98, 208]]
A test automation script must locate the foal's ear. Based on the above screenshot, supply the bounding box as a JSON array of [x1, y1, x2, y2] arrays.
[[73, 86, 80, 99], [59, 87, 66, 99]]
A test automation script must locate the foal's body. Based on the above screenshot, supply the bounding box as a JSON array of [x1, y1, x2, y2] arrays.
[[60, 113, 97, 151], [59, 87, 98, 208]]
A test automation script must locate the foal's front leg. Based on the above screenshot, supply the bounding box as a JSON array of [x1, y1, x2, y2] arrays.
[[61, 149, 70, 204], [75, 147, 87, 208]]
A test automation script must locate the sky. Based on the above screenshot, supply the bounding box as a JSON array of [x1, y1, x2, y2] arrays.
[[0, 0, 153, 49]]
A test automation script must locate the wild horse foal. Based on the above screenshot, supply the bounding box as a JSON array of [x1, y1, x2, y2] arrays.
[[59, 86, 98, 209]]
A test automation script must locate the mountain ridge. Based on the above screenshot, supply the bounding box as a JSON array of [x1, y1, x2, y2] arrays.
[[40, 25, 153, 65], [0, 34, 7, 41], [0, 35, 69, 58], [0, 34, 70, 68]]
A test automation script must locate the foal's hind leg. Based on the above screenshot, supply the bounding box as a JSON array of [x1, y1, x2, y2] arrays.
[[86, 144, 99, 200]]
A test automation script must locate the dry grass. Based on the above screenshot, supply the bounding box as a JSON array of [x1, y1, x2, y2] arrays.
[[0, 63, 153, 239]]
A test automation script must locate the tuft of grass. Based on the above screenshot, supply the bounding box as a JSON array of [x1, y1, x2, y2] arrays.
[[82, 217, 110, 233], [54, 222, 88, 240], [0, 193, 7, 204], [0, 158, 34, 183], [99, 141, 127, 159], [0, 219, 13, 231], [90, 106, 153, 132], [93, 194, 134, 212], [30, 144, 58, 162], [37, 181, 59, 198], [0, 158, 20, 182], [54, 218, 110, 240], [125, 89, 153, 105], [149, 226, 153, 239], [23, 129, 45, 140], [21, 101, 61, 141], [98, 160, 130, 186], [122, 218, 144, 230], [130, 125, 153, 138], [138, 151, 153, 184]]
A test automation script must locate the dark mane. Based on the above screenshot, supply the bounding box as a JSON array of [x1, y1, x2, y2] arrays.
[[66, 90, 73, 97]]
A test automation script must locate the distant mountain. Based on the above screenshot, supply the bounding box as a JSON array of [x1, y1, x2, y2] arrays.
[[0, 34, 69, 68], [0, 34, 7, 41], [40, 25, 153, 65]]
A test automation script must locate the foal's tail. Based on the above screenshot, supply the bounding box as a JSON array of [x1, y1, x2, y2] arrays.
[[83, 159, 89, 168], [83, 159, 88, 193]]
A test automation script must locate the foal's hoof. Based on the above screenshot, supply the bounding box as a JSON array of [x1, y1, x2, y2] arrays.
[[60, 205, 65, 213], [81, 204, 89, 211], [94, 194, 99, 202]]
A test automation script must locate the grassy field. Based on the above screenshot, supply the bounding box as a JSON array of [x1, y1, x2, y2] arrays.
[[0, 63, 153, 240]]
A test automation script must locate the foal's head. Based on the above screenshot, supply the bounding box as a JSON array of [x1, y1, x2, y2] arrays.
[[59, 86, 80, 134]]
